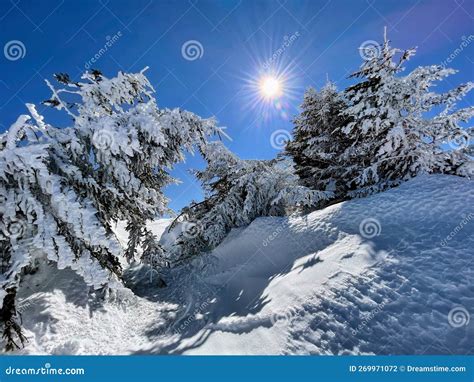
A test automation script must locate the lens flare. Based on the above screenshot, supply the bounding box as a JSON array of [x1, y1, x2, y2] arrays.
[[239, 59, 300, 128]]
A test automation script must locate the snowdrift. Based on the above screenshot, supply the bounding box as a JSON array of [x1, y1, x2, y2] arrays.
[[9, 174, 473, 355]]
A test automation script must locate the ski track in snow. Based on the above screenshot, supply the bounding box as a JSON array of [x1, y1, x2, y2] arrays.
[[10, 175, 474, 355]]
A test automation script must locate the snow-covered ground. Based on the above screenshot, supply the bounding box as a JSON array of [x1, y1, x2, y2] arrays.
[[10, 174, 473, 355]]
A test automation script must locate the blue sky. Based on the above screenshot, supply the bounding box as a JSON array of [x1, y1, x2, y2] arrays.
[[0, 0, 473, 211]]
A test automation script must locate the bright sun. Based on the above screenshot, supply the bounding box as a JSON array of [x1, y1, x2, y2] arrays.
[[260, 76, 282, 99]]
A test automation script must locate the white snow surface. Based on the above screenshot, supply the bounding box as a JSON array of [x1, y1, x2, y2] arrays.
[[10, 174, 473, 355]]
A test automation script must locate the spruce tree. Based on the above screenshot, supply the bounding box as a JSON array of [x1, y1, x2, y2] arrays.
[[285, 82, 351, 198], [167, 142, 332, 262], [0, 68, 221, 350], [342, 31, 473, 196]]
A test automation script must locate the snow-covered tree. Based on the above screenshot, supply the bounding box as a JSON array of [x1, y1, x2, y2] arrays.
[[0, 111, 121, 351], [0, 68, 221, 350], [341, 31, 474, 196], [43, 69, 222, 263], [285, 82, 351, 198], [167, 142, 332, 262]]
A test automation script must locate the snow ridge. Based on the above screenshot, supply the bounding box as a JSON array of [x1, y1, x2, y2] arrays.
[[12, 174, 473, 355]]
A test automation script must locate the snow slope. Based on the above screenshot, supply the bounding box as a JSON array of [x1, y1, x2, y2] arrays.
[[9, 174, 474, 355]]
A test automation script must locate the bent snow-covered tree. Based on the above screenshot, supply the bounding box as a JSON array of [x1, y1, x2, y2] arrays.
[[168, 141, 332, 262], [342, 31, 474, 196], [0, 68, 220, 350]]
